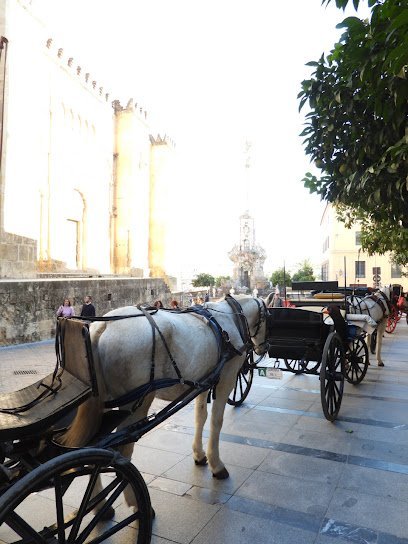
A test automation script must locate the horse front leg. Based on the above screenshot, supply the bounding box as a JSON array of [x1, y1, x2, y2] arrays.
[[376, 319, 386, 366], [192, 391, 209, 465]]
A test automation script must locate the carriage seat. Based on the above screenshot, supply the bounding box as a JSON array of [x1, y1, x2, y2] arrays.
[[0, 318, 97, 441]]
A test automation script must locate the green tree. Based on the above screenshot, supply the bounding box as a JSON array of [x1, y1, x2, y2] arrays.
[[192, 273, 215, 287], [215, 275, 231, 288], [299, 0, 408, 265], [292, 260, 316, 282], [270, 268, 292, 288]]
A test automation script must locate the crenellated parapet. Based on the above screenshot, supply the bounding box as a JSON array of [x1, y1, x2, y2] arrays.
[[44, 37, 111, 102], [149, 134, 176, 148], [112, 98, 148, 120]]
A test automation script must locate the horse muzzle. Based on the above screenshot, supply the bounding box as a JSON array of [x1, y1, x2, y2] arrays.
[[253, 341, 269, 356]]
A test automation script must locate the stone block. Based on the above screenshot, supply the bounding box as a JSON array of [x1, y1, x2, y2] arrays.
[[18, 244, 30, 262]]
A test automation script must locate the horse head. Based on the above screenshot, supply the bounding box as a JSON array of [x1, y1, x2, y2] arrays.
[[235, 295, 268, 356]]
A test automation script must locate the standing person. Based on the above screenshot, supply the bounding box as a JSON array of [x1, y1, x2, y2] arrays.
[[204, 292, 210, 303], [153, 300, 164, 309], [170, 300, 180, 309], [56, 298, 75, 318], [80, 295, 96, 317]]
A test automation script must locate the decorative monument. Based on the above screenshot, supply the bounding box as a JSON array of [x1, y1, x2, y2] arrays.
[[229, 211, 267, 290], [228, 142, 268, 291]]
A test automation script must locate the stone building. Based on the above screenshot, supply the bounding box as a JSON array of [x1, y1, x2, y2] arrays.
[[0, 0, 173, 280], [321, 204, 407, 290]]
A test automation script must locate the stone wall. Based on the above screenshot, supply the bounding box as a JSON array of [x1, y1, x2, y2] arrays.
[[0, 277, 171, 346], [0, 231, 37, 278]]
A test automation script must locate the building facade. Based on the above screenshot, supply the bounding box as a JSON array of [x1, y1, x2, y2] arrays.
[[0, 0, 173, 279], [321, 204, 407, 290]]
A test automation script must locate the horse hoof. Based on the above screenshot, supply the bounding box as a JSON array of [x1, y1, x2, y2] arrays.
[[212, 467, 229, 479], [378, 362, 384, 367], [98, 505, 115, 521], [194, 456, 208, 466]]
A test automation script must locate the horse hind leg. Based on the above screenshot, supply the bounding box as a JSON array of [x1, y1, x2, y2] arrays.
[[376, 320, 386, 366], [90, 393, 155, 520], [116, 393, 155, 509], [192, 391, 209, 466], [205, 363, 242, 480]]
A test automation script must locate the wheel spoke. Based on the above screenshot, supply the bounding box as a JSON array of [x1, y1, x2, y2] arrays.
[[242, 372, 249, 387], [86, 511, 141, 544], [334, 381, 342, 399], [68, 464, 100, 543], [76, 479, 128, 544], [329, 382, 334, 415], [238, 373, 244, 397], [54, 474, 66, 544], [5, 512, 48, 544], [232, 382, 237, 402]]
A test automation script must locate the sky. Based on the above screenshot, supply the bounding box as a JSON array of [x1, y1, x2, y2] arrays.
[[34, 0, 369, 281]]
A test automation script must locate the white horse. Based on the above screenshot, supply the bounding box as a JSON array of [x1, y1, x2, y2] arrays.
[[60, 295, 267, 509], [346, 287, 391, 366]]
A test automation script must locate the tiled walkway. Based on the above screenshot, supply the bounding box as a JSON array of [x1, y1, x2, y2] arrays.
[[0, 320, 408, 543]]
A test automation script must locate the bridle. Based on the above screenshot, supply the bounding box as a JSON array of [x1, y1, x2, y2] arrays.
[[251, 296, 268, 338], [224, 294, 268, 355], [347, 289, 390, 320]]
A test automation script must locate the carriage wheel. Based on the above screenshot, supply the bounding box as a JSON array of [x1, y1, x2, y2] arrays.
[[320, 332, 345, 422], [227, 352, 254, 406], [0, 448, 152, 544], [370, 329, 377, 355], [385, 312, 397, 334], [283, 358, 320, 374], [345, 336, 369, 385]]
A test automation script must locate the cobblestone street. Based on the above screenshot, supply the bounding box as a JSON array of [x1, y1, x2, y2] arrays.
[[0, 321, 408, 543]]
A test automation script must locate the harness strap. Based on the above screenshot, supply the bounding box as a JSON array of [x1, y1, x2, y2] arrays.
[[138, 305, 183, 380]]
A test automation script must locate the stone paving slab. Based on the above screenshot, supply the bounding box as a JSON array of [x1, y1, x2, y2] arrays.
[[0, 321, 407, 543]]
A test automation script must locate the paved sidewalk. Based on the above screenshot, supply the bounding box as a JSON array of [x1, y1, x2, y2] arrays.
[[0, 321, 408, 543]]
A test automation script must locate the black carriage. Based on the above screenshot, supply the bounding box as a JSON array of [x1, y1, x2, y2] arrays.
[[0, 300, 256, 543], [0, 318, 153, 543], [228, 306, 370, 422]]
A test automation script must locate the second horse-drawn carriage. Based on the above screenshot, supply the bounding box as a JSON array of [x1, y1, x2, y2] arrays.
[[228, 281, 378, 421]]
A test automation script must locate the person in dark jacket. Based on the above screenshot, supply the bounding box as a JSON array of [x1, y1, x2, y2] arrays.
[[80, 295, 96, 317]]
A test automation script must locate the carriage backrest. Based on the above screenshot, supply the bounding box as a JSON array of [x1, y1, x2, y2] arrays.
[[266, 307, 330, 360], [57, 318, 98, 394], [266, 307, 325, 338]]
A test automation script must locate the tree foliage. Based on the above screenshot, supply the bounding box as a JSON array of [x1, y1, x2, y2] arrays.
[[215, 275, 232, 288], [270, 268, 292, 288], [299, 0, 408, 265], [192, 273, 215, 287], [292, 260, 316, 282]]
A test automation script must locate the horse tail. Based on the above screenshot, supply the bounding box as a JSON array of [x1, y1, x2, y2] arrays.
[[59, 321, 107, 448]]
